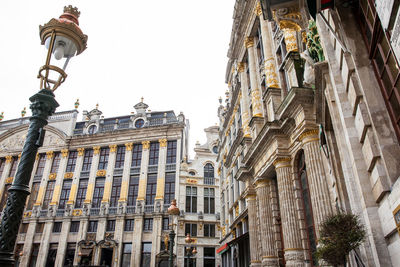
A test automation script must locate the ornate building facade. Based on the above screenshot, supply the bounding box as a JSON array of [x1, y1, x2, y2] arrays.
[[0, 100, 198, 267], [217, 1, 400, 266], [176, 126, 221, 267]]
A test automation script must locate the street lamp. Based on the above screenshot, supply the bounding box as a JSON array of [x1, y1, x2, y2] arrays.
[[0, 6, 87, 266], [184, 234, 197, 267], [167, 199, 180, 267]]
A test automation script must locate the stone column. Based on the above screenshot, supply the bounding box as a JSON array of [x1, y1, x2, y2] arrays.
[[114, 217, 124, 266], [101, 144, 117, 204], [151, 215, 162, 267], [299, 130, 333, 237], [255, 179, 279, 266], [34, 151, 55, 207], [255, 3, 280, 89], [94, 218, 107, 265], [136, 141, 150, 207], [245, 37, 264, 118], [54, 219, 71, 266], [74, 218, 88, 265], [273, 158, 304, 266], [19, 220, 37, 266], [36, 220, 53, 266], [67, 148, 85, 208], [246, 193, 261, 266], [50, 149, 69, 207], [238, 62, 252, 138], [119, 143, 133, 209], [84, 146, 101, 205], [155, 139, 168, 209]]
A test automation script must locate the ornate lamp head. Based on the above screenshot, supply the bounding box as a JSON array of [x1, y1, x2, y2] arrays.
[[38, 6, 88, 91], [168, 199, 180, 215]]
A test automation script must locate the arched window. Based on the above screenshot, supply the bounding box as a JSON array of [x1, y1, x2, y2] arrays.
[[297, 150, 317, 265], [204, 163, 214, 185]]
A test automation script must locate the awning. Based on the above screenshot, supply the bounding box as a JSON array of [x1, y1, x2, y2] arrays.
[[216, 244, 229, 255]]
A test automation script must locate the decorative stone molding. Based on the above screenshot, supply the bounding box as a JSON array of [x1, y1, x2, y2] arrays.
[[142, 140, 150, 149], [18, 154, 21, 159], [64, 172, 73, 179], [96, 170, 106, 177], [244, 37, 254, 48], [255, 179, 270, 188], [5, 156, 12, 163], [237, 62, 245, 73], [48, 173, 57, 180], [72, 209, 82, 216], [23, 211, 32, 218], [235, 205, 239, 217], [46, 151, 54, 159], [5, 177, 13, 184], [77, 148, 85, 156], [158, 138, 167, 147], [298, 129, 319, 143], [125, 142, 133, 151], [255, 1, 262, 16], [61, 149, 69, 158], [36, 153, 40, 161], [93, 146, 101, 155], [109, 144, 117, 153], [273, 157, 291, 169], [264, 58, 280, 88]]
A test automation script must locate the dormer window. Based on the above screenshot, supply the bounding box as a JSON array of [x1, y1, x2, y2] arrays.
[[135, 119, 144, 128], [88, 125, 97, 134]]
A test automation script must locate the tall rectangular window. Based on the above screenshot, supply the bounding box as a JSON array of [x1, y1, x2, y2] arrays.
[[36, 223, 44, 233], [70, 221, 80, 233], [75, 178, 88, 208], [115, 146, 126, 169], [27, 182, 40, 210], [28, 244, 40, 267], [204, 247, 216, 267], [125, 219, 135, 231], [121, 243, 132, 267], [92, 177, 105, 208], [66, 151, 78, 173], [148, 142, 159, 165], [45, 243, 58, 267], [164, 172, 175, 204], [185, 186, 197, 213], [98, 147, 109, 170], [109, 176, 122, 207], [131, 144, 142, 167], [53, 222, 62, 233], [204, 188, 215, 214], [146, 174, 157, 205], [185, 223, 197, 237], [166, 140, 177, 164], [81, 149, 93, 172], [141, 242, 152, 267], [127, 175, 139, 206], [87, 220, 98, 233], [50, 152, 61, 173], [204, 224, 215, 237], [42, 180, 55, 209], [64, 243, 76, 266], [162, 217, 169, 230], [9, 157, 18, 177], [106, 220, 115, 232], [143, 218, 153, 231], [59, 180, 72, 209], [35, 154, 46, 176]]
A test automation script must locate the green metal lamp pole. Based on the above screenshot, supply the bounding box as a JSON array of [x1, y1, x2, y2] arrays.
[[0, 6, 87, 266], [0, 90, 59, 266]]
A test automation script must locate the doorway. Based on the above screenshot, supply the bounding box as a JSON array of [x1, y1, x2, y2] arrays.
[[100, 247, 113, 267]]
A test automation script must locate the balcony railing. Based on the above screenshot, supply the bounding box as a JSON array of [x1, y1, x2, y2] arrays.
[[108, 207, 117, 215], [204, 177, 215, 185], [90, 208, 100, 216], [144, 205, 154, 213], [39, 209, 48, 217], [130, 166, 140, 174], [166, 163, 176, 171], [148, 165, 158, 173], [127, 206, 136, 214], [80, 170, 90, 178], [56, 209, 65, 217]]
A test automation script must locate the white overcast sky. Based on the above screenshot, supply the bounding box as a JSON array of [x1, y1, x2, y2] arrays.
[[0, 0, 233, 156]]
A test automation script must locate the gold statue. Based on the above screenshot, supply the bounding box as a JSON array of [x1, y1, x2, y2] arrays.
[[164, 233, 169, 251]]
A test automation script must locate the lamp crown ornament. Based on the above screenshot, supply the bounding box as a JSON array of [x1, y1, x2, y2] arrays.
[[21, 107, 26, 117]]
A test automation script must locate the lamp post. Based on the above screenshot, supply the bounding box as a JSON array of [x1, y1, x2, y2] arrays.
[[167, 199, 180, 267], [0, 6, 87, 266], [184, 234, 197, 267]]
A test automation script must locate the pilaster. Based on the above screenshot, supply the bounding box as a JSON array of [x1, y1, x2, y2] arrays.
[[151, 215, 163, 267], [114, 217, 125, 267], [238, 62, 252, 138], [132, 216, 144, 266], [67, 148, 85, 206], [155, 139, 167, 205], [0, 156, 14, 206], [137, 141, 150, 203], [84, 146, 101, 204], [273, 158, 304, 266], [54, 219, 71, 266], [246, 193, 261, 266], [101, 144, 117, 204], [119, 143, 133, 206], [50, 149, 68, 206], [20, 220, 37, 266], [74, 218, 88, 265], [36, 220, 53, 266]]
